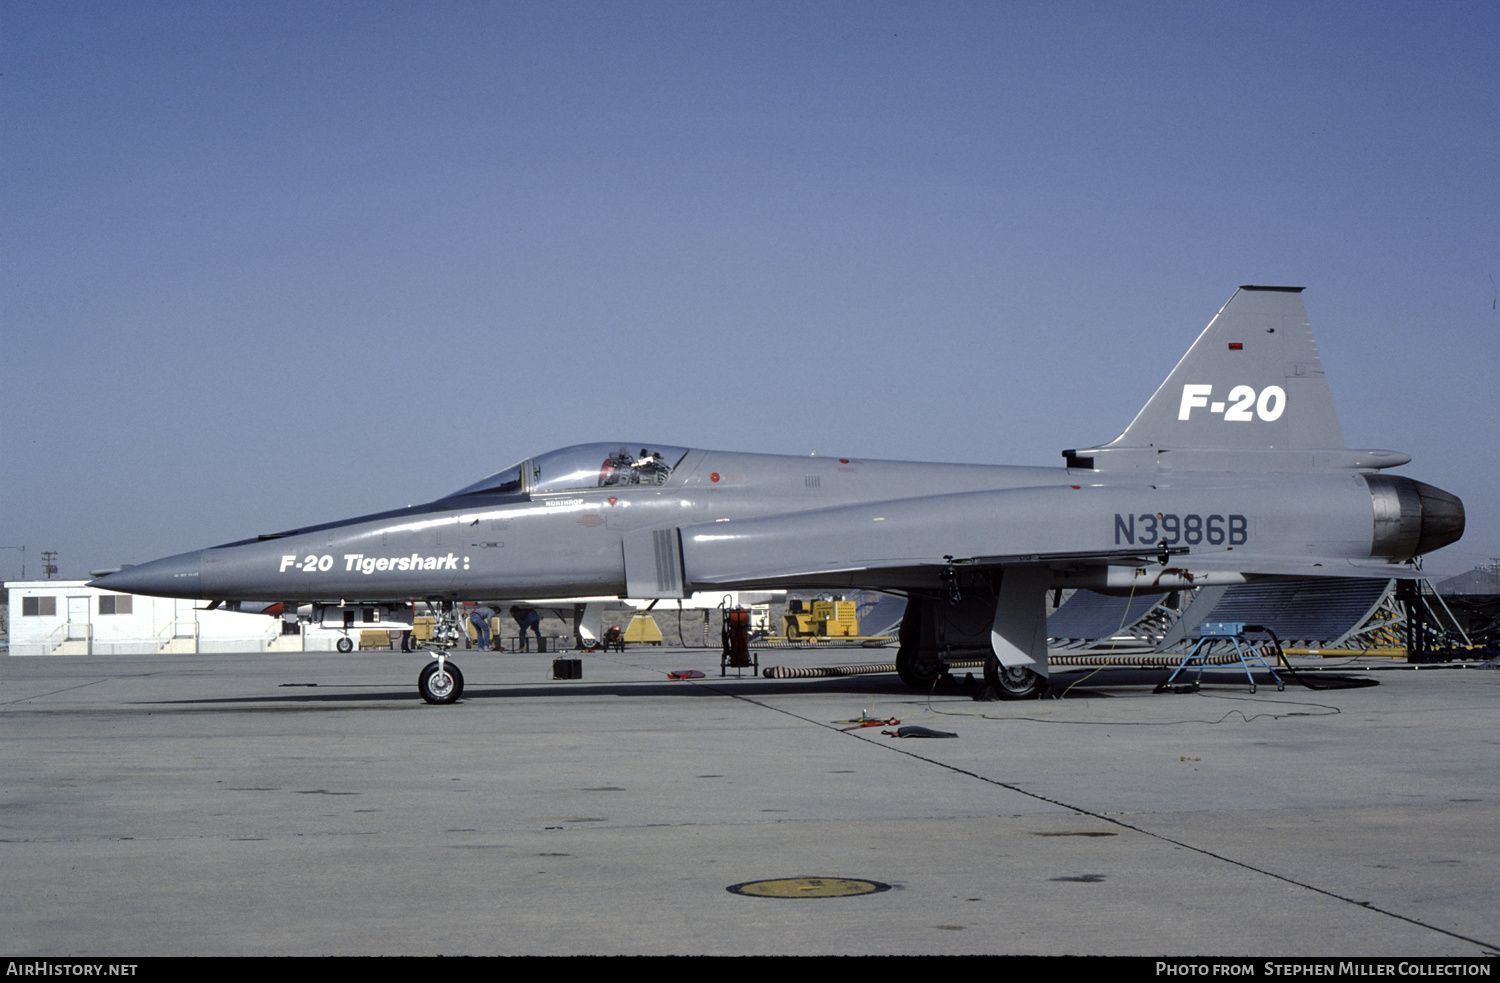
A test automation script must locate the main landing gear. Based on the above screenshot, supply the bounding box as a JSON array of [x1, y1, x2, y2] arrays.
[[984, 654, 1045, 699], [415, 603, 467, 704], [895, 645, 940, 688], [895, 591, 1047, 700]]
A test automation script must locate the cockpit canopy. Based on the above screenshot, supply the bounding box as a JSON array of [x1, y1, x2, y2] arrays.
[[445, 443, 690, 499]]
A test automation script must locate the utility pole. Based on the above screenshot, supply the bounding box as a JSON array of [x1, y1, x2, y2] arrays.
[[0, 545, 24, 580], [40, 551, 58, 580]]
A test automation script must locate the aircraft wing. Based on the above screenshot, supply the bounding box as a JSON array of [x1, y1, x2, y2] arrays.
[[681, 545, 1185, 586], [1143, 553, 1422, 580]]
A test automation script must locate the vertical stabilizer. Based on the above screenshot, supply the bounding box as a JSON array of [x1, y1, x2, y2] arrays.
[[1100, 286, 1345, 451]]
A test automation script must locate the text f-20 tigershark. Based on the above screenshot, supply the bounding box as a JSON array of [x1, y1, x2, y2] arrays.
[[93, 287, 1464, 703]]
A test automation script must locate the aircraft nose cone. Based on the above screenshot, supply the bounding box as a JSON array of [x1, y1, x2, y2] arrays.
[[88, 550, 204, 598]]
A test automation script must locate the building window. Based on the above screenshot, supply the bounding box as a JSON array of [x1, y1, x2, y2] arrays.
[[22, 597, 57, 617], [98, 595, 133, 615]]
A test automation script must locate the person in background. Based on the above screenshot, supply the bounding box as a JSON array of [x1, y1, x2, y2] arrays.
[[511, 605, 542, 651], [470, 604, 496, 650]]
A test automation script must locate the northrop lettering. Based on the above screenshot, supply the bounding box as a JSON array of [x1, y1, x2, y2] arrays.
[[91, 287, 1465, 703]]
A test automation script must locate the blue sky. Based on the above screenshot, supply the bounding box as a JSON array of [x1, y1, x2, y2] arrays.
[[3, 0, 1497, 579]]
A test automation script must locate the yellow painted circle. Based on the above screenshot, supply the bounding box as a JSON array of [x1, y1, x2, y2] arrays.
[[727, 877, 890, 898]]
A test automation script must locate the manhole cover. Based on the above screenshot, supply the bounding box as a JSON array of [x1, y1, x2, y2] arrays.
[[727, 877, 891, 898]]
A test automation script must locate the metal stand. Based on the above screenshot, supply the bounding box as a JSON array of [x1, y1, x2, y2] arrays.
[[1156, 621, 1284, 694]]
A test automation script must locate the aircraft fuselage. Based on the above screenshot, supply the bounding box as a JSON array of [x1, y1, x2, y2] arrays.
[[96, 446, 1455, 605]]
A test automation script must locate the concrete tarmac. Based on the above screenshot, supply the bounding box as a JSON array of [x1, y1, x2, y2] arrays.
[[2, 644, 1496, 957]]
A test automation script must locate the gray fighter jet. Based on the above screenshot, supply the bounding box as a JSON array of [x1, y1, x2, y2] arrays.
[[92, 287, 1464, 703]]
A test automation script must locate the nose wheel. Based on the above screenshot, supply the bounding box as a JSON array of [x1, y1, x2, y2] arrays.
[[418, 659, 464, 704]]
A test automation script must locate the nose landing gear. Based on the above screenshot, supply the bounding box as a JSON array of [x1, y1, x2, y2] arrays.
[[415, 604, 467, 704], [418, 658, 464, 704]]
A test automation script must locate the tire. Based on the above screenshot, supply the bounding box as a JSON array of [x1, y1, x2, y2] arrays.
[[984, 654, 1044, 699], [418, 660, 464, 704], [337, 637, 354, 653], [895, 645, 940, 689]]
